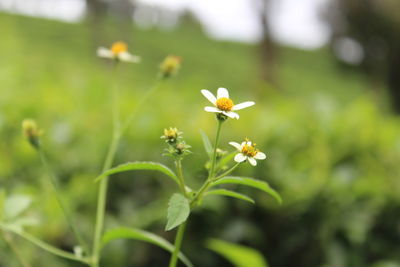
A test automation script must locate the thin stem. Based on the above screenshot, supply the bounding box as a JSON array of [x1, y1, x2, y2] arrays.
[[120, 78, 162, 135], [213, 162, 241, 181], [208, 120, 223, 179], [92, 134, 119, 267], [38, 150, 88, 254], [1, 233, 31, 267], [168, 221, 187, 267], [0, 223, 89, 264], [175, 160, 188, 197]]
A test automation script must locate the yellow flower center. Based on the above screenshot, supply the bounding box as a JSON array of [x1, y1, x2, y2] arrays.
[[216, 97, 234, 111], [111, 41, 128, 55], [241, 143, 258, 157]]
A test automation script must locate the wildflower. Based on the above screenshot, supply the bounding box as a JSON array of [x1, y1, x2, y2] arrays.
[[161, 127, 182, 144], [97, 41, 140, 63], [201, 88, 255, 119], [22, 119, 42, 149], [229, 139, 266, 166], [160, 55, 182, 78]]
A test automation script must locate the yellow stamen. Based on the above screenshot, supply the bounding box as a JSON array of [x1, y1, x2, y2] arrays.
[[241, 142, 258, 157], [216, 97, 234, 111], [111, 41, 128, 55]]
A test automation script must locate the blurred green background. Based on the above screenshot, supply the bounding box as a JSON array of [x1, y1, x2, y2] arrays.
[[1, 0, 400, 266]]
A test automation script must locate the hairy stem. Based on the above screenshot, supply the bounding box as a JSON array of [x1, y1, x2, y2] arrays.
[[175, 159, 188, 197], [168, 221, 187, 267]]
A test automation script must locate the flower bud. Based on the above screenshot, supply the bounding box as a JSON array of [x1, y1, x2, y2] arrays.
[[161, 127, 182, 144], [159, 55, 182, 78], [22, 119, 42, 149]]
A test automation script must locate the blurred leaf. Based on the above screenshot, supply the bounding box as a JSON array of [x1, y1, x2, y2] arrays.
[[4, 195, 32, 220], [207, 238, 268, 267], [166, 193, 190, 231], [200, 130, 213, 157], [210, 176, 282, 204], [205, 189, 255, 204], [102, 227, 193, 267], [0, 189, 5, 221], [95, 161, 178, 185], [216, 152, 236, 170]]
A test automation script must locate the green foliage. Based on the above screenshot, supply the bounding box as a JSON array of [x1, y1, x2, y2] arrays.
[[200, 130, 213, 157], [165, 194, 190, 231], [205, 189, 255, 204], [95, 161, 178, 184], [210, 176, 282, 204], [101, 227, 193, 267], [207, 238, 268, 267], [3, 195, 32, 220]]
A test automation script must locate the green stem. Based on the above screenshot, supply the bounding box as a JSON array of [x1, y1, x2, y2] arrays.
[[175, 160, 188, 197], [1, 233, 31, 267], [38, 150, 88, 254], [208, 120, 223, 179], [191, 119, 223, 206], [0, 223, 89, 264], [120, 78, 162, 136], [92, 75, 163, 267], [92, 133, 119, 267], [213, 162, 241, 181], [168, 221, 187, 267]]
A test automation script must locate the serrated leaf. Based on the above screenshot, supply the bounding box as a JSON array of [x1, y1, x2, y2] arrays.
[[166, 194, 190, 231], [210, 176, 282, 204], [200, 130, 213, 156], [207, 238, 268, 267], [102, 227, 193, 267], [4, 195, 32, 220], [95, 161, 178, 185], [205, 189, 255, 204]]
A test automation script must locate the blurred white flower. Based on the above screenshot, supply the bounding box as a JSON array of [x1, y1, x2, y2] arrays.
[[201, 87, 254, 119], [229, 139, 266, 166], [97, 41, 140, 63]]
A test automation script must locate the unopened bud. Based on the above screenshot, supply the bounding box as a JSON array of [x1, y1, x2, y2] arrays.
[[22, 119, 42, 149], [161, 127, 182, 144], [160, 55, 182, 78]]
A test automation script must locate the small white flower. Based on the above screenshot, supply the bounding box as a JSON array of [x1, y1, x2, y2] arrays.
[[201, 87, 255, 119], [97, 41, 141, 63], [229, 139, 266, 166]]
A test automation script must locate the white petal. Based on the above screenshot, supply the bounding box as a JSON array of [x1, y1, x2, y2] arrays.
[[232, 101, 255, 111], [229, 142, 242, 150], [217, 87, 229, 99], [254, 152, 266, 160], [201, 90, 217, 104], [97, 47, 114, 58], [240, 142, 246, 148], [248, 157, 257, 166], [223, 111, 239, 119], [234, 153, 247, 163], [118, 52, 141, 63], [204, 106, 221, 113]]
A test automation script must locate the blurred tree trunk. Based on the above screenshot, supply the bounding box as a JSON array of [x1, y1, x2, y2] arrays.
[[85, 0, 107, 48], [326, 0, 400, 112], [258, 0, 278, 87]]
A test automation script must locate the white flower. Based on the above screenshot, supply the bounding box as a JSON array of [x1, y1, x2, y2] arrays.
[[97, 41, 141, 63], [201, 88, 255, 119], [229, 140, 266, 166]]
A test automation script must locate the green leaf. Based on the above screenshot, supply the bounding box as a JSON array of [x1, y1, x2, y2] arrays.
[[207, 238, 268, 267], [4, 195, 32, 220], [166, 193, 190, 231], [200, 130, 213, 156], [210, 176, 282, 204], [205, 189, 255, 204], [216, 151, 236, 170], [95, 161, 178, 184], [102, 227, 193, 267]]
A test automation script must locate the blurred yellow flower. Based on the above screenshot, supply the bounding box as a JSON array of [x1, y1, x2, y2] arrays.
[[160, 55, 182, 77], [22, 119, 42, 148], [97, 41, 141, 63]]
